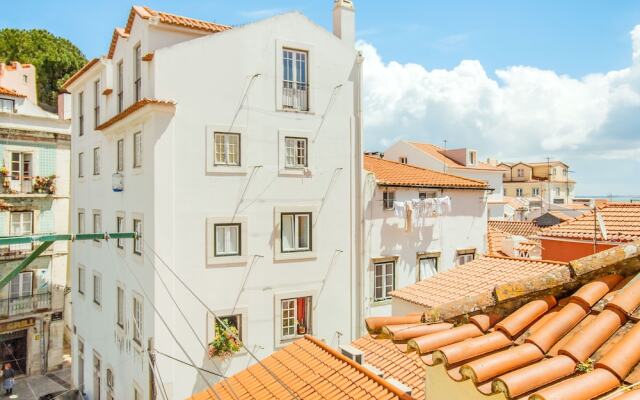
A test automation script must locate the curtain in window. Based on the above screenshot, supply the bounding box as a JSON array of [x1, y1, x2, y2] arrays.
[[282, 215, 294, 251], [419, 258, 437, 280], [297, 297, 306, 326]]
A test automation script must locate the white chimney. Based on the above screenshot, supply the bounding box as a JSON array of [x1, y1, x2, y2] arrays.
[[333, 0, 356, 46], [57, 92, 72, 120]]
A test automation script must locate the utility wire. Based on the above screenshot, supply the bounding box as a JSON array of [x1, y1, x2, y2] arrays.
[[106, 242, 225, 400], [147, 348, 171, 400], [142, 239, 300, 400], [154, 350, 226, 377]]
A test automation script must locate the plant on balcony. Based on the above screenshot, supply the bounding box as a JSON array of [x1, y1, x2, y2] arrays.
[[208, 319, 242, 358], [32, 175, 56, 194], [0, 165, 7, 177]]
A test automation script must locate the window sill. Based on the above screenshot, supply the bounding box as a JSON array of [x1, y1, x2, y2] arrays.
[[278, 168, 312, 178], [206, 165, 247, 176], [274, 250, 316, 262], [372, 299, 392, 306], [207, 255, 248, 267], [277, 108, 315, 116]]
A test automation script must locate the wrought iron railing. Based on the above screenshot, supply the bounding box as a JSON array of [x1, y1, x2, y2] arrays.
[[0, 292, 51, 318], [283, 83, 308, 111]]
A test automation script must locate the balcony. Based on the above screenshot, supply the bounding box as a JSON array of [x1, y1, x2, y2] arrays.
[[283, 83, 308, 111], [1, 175, 56, 196], [0, 241, 40, 261], [0, 292, 52, 319]]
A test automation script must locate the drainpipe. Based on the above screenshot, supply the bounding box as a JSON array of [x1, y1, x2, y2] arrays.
[[352, 51, 365, 338]]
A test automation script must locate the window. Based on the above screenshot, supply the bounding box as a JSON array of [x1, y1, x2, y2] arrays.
[[94, 80, 100, 128], [469, 151, 477, 165], [214, 133, 240, 166], [93, 211, 102, 241], [78, 339, 85, 392], [551, 168, 556, 176], [133, 218, 142, 255], [78, 266, 86, 294], [516, 188, 524, 197], [116, 216, 124, 249], [417, 257, 438, 281], [563, 168, 568, 176], [106, 368, 114, 400], [117, 61, 124, 113], [116, 139, 124, 172], [117, 287, 124, 328], [532, 187, 540, 197], [93, 147, 101, 175], [456, 250, 475, 266], [93, 353, 101, 400], [134, 45, 142, 102], [281, 296, 312, 339], [10, 152, 32, 183], [214, 224, 241, 256], [10, 212, 33, 236], [383, 190, 395, 210], [374, 261, 394, 301], [78, 92, 84, 136], [281, 213, 311, 252], [132, 294, 143, 345], [134, 387, 141, 400], [133, 132, 142, 168], [215, 315, 242, 341], [553, 198, 565, 205], [23, 75, 27, 83], [555, 187, 561, 197], [399, 156, 408, 164], [0, 98, 15, 113], [78, 210, 85, 234], [9, 271, 33, 299], [284, 137, 308, 168], [282, 49, 308, 111], [78, 152, 85, 178], [517, 168, 524, 178], [93, 274, 102, 305]]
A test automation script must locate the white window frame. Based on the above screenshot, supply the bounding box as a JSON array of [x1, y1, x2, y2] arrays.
[[383, 190, 395, 210], [213, 132, 241, 166], [93, 272, 102, 306], [516, 188, 524, 197], [132, 217, 143, 256], [115, 212, 125, 251], [78, 209, 85, 234], [278, 129, 312, 177], [399, 156, 408, 164], [78, 92, 84, 136], [214, 224, 241, 257], [116, 285, 125, 329], [517, 168, 524, 178], [274, 206, 317, 261], [373, 261, 395, 302], [206, 217, 247, 266], [456, 250, 476, 266], [417, 255, 439, 281], [0, 98, 15, 113], [93, 352, 101, 400], [207, 307, 248, 355], [10, 151, 33, 183], [280, 212, 311, 253], [282, 48, 309, 112], [94, 80, 100, 129], [532, 187, 540, 197], [284, 137, 308, 169], [132, 292, 143, 347], [133, 132, 142, 168], [9, 271, 33, 299], [274, 290, 316, 347], [116, 138, 124, 172], [78, 265, 86, 295], [134, 44, 142, 102], [555, 187, 561, 197], [10, 211, 33, 236], [117, 60, 124, 113], [78, 152, 85, 178], [206, 125, 247, 175], [276, 40, 316, 113], [93, 210, 102, 244]]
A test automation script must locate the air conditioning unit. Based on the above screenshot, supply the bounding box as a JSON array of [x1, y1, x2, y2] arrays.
[[339, 344, 364, 364]]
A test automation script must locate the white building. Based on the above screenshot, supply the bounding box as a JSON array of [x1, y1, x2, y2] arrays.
[[363, 155, 489, 318], [65, 2, 362, 399], [0, 62, 71, 375], [384, 141, 506, 219]]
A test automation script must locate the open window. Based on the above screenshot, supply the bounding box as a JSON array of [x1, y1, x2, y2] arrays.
[[374, 261, 395, 301], [281, 296, 312, 339]]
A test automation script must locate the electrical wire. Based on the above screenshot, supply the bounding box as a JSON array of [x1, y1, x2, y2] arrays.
[[142, 238, 300, 400], [146, 349, 170, 400], [105, 241, 225, 400], [153, 350, 226, 378]]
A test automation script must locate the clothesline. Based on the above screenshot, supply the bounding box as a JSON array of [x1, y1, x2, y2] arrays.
[[393, 196, 451, 232]]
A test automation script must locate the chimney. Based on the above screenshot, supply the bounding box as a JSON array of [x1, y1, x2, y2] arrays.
[[333, 0, 355, 46], [58, 92, 71, 120]]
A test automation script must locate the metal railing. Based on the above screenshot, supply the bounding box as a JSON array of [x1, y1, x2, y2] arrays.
[[283, 83, 308, 111], [0, 241, 39, 260], [8, 177, 33, 193], [0, 292, 51, 318]]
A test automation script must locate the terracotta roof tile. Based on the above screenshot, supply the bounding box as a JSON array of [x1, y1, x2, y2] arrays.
[[95, 98, 175, 131], [487, 227, 509, 256], [390, 256, 566, 308], [539, 202, 640, 243], [488, 220, 540, 238], [125, 5, 231, 36], [0, 86, 26, 98], [407, 142, 502, 171], [61, 58, 100, 90], [364, 155, 488, 189], [189, 335, 413, 400]]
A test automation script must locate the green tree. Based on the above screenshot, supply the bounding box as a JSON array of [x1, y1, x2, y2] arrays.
[[0, 29, 87, 109]]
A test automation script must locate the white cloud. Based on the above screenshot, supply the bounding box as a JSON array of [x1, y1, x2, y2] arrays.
[[358, 25, 640, 168]]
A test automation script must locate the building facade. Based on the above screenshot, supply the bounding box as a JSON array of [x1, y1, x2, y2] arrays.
[[498, 160, 576, 207], [362, 155, 489, 318], [65, 3, 362, 399], [0, 62, 71, 375]]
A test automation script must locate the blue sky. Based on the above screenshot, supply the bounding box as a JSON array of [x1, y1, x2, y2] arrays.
[[3, 1, 640, 196]]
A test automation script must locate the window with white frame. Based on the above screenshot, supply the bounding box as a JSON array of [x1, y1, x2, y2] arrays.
[[281, 213, 311, 252], [469, 151, 477, 165], [555, 187, 561, 196], [116, 139, 124, 172], [563, 168, 568, 176], [132, 294, 143, 345], [215, 315, 242, 341], [532, 187, 540, 197], [10, 211, 33, 236], [116, 216, 124, 249], [214, 133, 240, 166], [214, 223, 241, 256], [94, 80, 100, 128], [116, 286, 124, 328], [93, 147, 101, 175], [374, 261, 394, 301], [516, 188, 524, 197], [93, 211, 102, 241], [78, 210, 85, 234], [93, 353, 101, 400], [517, 168, 524, 178], [10, 152, 32, 183], [9, 271, 33, 299], [133, 218, 142, 255], [117, 61, 124, 113], [284, 137, 307, 168], [0, 98, 15, 113], [456, 250, 475, 266], [77, 339, 85, 392], [399, 156, 408, 164], [78, 152, 85, 178], [417, 257, 438, 281], [134, 44, 142, 102], [93, 274, 102, 305], [383, 190, 395, 210], [78, 266, 86, 294], [551, 167, 556, 176], [133, 132, 142, 168], [282, 49, 308, 111], [281, 296, 312, 339], [106, 368, 114, 400], [78, 92, 84, 136]]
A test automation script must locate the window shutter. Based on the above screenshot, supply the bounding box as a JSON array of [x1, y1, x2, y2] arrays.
[[21, 272, 33, 297]]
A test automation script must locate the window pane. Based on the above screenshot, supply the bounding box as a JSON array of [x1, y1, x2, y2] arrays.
[[282, 215, 294, 251], [297, 214, 309, 249]]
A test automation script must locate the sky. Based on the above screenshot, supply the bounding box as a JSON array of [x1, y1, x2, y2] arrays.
[[3, 1, 640, 196]]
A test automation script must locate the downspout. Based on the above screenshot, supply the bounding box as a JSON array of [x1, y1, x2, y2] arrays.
[[353, 51, 365, 338]]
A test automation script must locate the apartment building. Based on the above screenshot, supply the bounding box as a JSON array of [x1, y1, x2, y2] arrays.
[[363, 155, 489, 317], [498, 160, 575, 207], [64, 2, 362, 399], [0, 62, 71, 375]]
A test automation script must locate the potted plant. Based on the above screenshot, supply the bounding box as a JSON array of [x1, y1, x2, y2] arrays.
[[208, 319, 242, 358], [297, 319, 306, 335], [32, 175, 56, 194]]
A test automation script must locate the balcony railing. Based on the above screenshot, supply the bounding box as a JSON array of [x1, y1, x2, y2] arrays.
[[283, 83, 308, 111], [0, 292, 51, 318], [1, 175, 56, 195], [0, 241, 39, 260]]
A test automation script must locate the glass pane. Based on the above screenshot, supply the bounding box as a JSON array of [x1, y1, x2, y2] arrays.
[[215, 226, 225, 254], [282, 215, 294, 251], [297, 214, 309, 249], [229, 226, 239, 253]]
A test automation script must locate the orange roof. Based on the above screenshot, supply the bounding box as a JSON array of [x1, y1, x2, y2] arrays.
[[95, 98, 175, 131], [390, 256, 567, 308], [488, 220, 539, 238], [539, 202, 640, 243], [61, 58, 100, 90], [364, 155, 489, 189], [107, 28, 129, 59], [487, 227, 509, 257], [407, 142, 503, 171], [188, 335, 413, 400], [0, 86, 26, 98], [125, 5, 231, 36]]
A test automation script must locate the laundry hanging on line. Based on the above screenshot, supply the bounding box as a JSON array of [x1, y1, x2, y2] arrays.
[[393, 196, 452, 231]]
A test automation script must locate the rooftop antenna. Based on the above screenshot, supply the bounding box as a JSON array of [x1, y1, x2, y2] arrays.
[[442, 139, 448, 173]]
